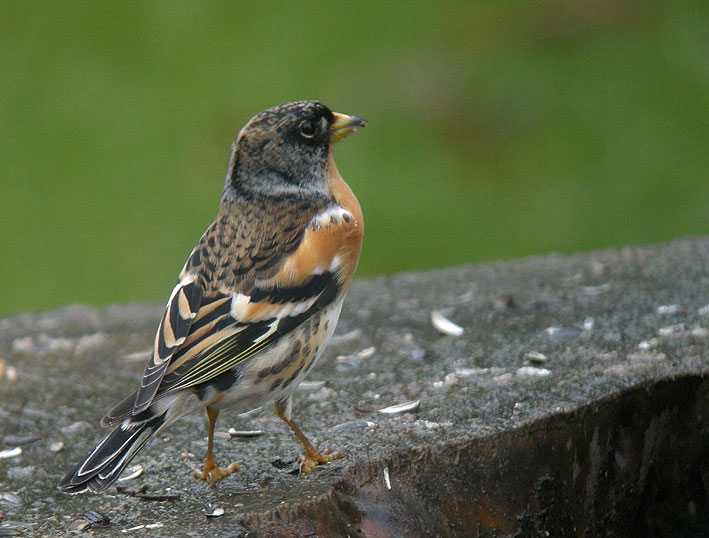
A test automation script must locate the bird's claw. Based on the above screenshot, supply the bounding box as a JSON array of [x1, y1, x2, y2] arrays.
[[298, 448, 343, 473], [193, 461, 240, 483]]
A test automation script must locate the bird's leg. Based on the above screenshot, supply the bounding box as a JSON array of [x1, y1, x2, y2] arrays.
[[275, 401, 343, 473], [192, 406, 239, 483]]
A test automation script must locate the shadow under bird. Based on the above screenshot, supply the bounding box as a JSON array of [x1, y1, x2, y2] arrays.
[[58, 101, 366, 493]]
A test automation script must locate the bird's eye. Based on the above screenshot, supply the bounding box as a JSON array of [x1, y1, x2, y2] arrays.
[[299, 119, 318, 139]]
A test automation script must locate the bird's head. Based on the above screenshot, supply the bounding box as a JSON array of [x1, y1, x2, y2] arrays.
[[224, 101, 366, 200]]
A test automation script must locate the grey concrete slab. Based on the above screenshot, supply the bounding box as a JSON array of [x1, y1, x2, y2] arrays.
[[0, 237, 707, 536]]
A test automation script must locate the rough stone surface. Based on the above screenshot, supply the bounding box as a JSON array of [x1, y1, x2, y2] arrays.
[[0, 237, 707, 537]]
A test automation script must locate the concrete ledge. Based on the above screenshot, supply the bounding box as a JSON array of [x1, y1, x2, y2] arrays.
[[0, 237, 707, 537]]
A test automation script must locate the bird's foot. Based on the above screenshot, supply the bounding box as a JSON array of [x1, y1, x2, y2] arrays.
[[298, 448, 343, 473], [193, 461, 240, 483]]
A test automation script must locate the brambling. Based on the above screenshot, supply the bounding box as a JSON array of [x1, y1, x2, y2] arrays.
[[58, 101, 366, 494]]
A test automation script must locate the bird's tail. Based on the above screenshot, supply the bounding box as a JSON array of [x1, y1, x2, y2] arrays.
[[58, 412, 165, 494]]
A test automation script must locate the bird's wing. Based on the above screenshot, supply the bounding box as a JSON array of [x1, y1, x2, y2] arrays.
[[157, 205, 359, 394], [132, 276, 203, 414], [103, 204, 359, 425]]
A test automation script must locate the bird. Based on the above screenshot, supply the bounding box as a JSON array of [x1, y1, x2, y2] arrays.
[[58, 100, 366, 494]]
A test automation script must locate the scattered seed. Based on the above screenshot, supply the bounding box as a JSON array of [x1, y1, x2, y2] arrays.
[[329, 328, 362, 346], [121, 350, 152, 362], [524, 351, 547, 365], [6, 466, 42, 481], [10, 337, 34, 354], [431, 310, 464, 336], [515, 366, 552, 378], [657, 304, 682, 315], [236, 407, 262, 419], [299, 380, 326, 390], [699, 304, 709, 316], [117, 464, 144, 482], [356, 400, 421, 415], [67, 510, 110, 533], [75, 333, 108, 353], [455, 367, 498, 376], [658, 323, 685, 336], [562, 273, 583, 286], [115, 485, 180, 501], [0, 361, 18, 382], [691, 327, 709, 338], [60, 421, 92, 435], [628, 352, 667, 362], [356, 346, 376, 359], [67, 518, 90, 533], [0, 448, 21, 460], [0, 520, 31, 536], [205, 504, 225, 518], [637, 339, 659, 350], [329, 420, 375, 432], [49, 442, 64, 453], [383, 467, 391, 490], [579, 283, 611, 295], [82, 510, 110, 527], [543, 326, 582, 341], [0, 493, 22, 506], [227, 428, 265, 438], [3, 435, 40, 447]]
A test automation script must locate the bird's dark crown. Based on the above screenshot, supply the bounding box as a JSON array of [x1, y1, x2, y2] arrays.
[[224, 101, 337, 202]]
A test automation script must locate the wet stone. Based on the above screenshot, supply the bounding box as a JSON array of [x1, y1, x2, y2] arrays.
[[0, 238, 708, 536]]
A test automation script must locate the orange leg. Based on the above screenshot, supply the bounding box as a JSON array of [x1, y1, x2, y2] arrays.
[[275, 401, 343, 473], [192, 406, 239, 483]]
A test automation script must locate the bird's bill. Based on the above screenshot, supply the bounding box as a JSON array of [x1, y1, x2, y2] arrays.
[[331, 112, 367, 143]]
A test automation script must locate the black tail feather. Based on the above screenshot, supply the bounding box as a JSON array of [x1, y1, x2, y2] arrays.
[[58, 413, 165, 494]]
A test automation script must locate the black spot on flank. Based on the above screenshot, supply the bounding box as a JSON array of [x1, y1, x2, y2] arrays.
[[207, 236, 216, 247], [193, 368, 239, 401], [257, 368, 270, 379], [330, 215, 337, 224], [343, 213, 353, 223], [302, 344, 311, 357], [282, 367, 302, 390], [270, 378, 283, 391]]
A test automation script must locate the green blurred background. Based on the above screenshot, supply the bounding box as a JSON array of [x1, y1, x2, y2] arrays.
[[1, 1, 707, 315]]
